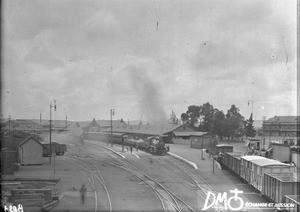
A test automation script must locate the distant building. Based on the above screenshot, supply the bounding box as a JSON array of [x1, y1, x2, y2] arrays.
[[102, 123, 196, 143], [18, 137, 43, 165], [262, 116, 300, 145], [2, 119, 45, 133]]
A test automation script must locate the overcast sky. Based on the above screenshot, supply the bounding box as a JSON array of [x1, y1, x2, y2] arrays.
[[1, 0, 297, 122]]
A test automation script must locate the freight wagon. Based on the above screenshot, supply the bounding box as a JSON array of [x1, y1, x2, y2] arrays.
[[240, 155, 294, 192], [263, 172, 299, 203], [284, 195, 300, 212], [222, 152, 243, 176], [220, 152, 299, 211], [42, 142, 67, 156]]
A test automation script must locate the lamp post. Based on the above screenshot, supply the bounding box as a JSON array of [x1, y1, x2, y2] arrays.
[[9, 115, 11, 150], [110, 109, 115, 147], [248, 100, 254, 117], [49, 100, 57, 165]]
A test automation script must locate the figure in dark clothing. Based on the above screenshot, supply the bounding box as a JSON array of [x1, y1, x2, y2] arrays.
[[79, 184, 87, 204], [130, 146, 133, 153]]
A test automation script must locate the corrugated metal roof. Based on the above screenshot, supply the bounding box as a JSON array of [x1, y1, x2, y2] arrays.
[[242, 155, 291, 167]]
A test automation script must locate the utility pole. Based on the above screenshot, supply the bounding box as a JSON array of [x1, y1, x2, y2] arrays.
[[9, 115, 11, 150], [248, 100, 254, 118], [49, 100, 57, 165], [110, 109, 115, 147], [262, 116, 266, 150]]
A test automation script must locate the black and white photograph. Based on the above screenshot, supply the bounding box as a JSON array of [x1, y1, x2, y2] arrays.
[[1, 0, 299, 211]]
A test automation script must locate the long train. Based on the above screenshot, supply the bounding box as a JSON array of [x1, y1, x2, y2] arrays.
[[83, 132, 169, 155], [218, 152, 299, 211]]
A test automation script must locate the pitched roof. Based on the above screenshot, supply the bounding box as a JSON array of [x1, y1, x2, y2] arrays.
[[3, 119, 44, 131], [104, 124, 192, 135], [264, 116, 300, 124], [18, 136, 43, 147]]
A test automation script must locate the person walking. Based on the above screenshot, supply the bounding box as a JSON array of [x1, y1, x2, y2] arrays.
[[130, 146, 133, 153], [79, 184, 87, 204]]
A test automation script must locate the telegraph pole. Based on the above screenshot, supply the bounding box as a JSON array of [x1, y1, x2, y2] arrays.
[[248, 100, 254, 117], [110, 109, 115, 147], [49, 100, 57, 165], [9, 115, 11, 150]]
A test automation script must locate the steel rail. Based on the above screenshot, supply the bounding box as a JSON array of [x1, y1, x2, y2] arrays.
[[165, 156, 231, 212]]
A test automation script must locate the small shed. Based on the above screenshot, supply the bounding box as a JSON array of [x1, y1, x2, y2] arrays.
[[18, 137, 43, 165], [190, 132, 215, 149]]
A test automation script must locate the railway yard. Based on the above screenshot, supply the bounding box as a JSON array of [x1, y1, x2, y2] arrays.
[[2, 126, 281, 212]]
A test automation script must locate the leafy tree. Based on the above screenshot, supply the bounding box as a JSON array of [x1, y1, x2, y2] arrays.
[[244, 113, 256, 138], [225, 105, 245, 139], [180, 105, 201, 129], [169, 110, 180, 125], [180, 113, 189, 124], [212, 109, 226, 139], [198, 102, 215, 132]]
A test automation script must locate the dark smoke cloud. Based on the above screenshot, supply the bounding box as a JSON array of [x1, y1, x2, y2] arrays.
[[127, 66, 167, 122]]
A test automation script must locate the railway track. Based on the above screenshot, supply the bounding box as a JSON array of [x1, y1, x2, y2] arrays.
[[66, 156, 112, 212], [66, 142, 171, 211], [79, 140, 197, 212], [163, 156, 232, 212], [69, 140, 227, 212]]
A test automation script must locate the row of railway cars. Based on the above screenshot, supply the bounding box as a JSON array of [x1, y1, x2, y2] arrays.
[[83, 132, 168, 155], [220, 152, 299, 211]]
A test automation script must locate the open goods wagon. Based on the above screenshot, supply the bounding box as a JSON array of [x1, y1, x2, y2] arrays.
[[263, 172, 299, 204]]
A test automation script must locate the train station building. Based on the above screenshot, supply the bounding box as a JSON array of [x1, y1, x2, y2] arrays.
[[262, 116, 300, 146]]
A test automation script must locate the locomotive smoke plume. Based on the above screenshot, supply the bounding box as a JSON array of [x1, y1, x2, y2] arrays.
[[128, 66, 167, 123]]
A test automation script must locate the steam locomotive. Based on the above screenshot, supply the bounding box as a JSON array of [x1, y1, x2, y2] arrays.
[[84, 132, 168, 155], [125, 136, 168, 155]]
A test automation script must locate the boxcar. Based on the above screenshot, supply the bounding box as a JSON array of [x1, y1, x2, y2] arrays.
[[263, 172, 298, 203], [284, 195, 300, 212], [222, 152, 243, 176], [241, 155, 294, 192]]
